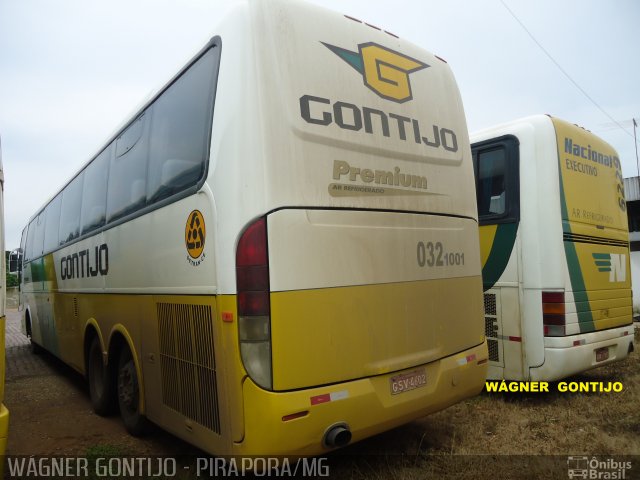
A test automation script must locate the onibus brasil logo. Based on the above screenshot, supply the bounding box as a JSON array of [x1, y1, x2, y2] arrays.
[[592, 253, 626, 282], [322, 41, 428, 103]]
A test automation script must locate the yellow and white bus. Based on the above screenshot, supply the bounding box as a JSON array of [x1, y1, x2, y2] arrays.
[[472, 115, 635, 381], [17, 0, 487, 456], [0, 137, 9, 454]]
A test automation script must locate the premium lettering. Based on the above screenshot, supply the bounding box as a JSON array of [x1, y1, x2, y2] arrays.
[[333, 160, 428, 189]]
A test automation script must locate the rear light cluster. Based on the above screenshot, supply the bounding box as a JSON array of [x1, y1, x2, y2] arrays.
[[236, 217, 272, 390], [542, 291, 565, 336]]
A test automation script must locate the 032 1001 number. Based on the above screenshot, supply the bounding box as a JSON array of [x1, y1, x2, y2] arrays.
[[417, 241, 465, 267]]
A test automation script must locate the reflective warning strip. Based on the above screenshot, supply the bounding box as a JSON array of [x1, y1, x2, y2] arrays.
[[570, 329, 630, 347], [488, 334, 522, 342], [310, 390, 349, 406], [457, 354, 477, 366]]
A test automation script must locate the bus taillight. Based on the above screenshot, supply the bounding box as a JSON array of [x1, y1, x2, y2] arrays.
[[542, 291, 565, 336], [236, 217, 272, 390]]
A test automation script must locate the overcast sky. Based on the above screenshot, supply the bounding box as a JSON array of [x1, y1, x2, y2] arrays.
[[1, 0, 638, 249]]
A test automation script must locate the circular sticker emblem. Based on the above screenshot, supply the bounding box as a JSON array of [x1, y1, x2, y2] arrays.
[[185, 210, 206, 259]]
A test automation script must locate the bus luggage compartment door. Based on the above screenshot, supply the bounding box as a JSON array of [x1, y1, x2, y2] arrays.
[[266, 208, 484, 391]]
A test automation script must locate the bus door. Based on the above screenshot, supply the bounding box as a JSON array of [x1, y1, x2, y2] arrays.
[[473, 135, 523, 379]]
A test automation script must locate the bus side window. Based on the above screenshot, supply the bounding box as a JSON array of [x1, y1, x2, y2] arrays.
[[24, 220, 36, 263], [107, 114, 149, 222], [476, 149, 507, 217], [81, 146, 111, 235], [146, 47, 217, 204], [43, 194, 62, 253], [472, 135, 519, 225], [59, 173, 85, 245]]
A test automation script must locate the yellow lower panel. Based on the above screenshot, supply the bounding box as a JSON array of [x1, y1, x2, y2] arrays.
[[593, 307, 632, 330], [235, 341, 487, 456], [0, 315, 5, 402], [0, 403, 9, 455], [270, 276, 484, 391]]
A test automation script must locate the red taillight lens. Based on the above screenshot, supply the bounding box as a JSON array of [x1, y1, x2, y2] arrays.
[[238, 291, 270, 316], [236, 217, 270, 316], [542, 292, 564, 303], [542, 291, 565, 336], [237, 218, 267, 266], [236, 216, 272, 390]]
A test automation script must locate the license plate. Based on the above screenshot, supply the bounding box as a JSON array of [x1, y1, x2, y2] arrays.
[[595, 347, 609, 362], [390, 369, 427, 395]]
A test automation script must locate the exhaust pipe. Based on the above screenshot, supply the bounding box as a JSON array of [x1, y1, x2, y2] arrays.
[[323, 423, 352, 448]]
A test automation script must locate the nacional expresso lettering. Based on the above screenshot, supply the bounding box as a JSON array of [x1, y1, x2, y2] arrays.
[[60, 244, 109, 280], [300, 94, 459, 153], [564, 137, 620, 169]]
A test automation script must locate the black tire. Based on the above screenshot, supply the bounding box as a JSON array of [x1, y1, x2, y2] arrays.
[[87, 337, 115, 416], [29, 338, 43, 354], [26, 320, 42, 354], [117, 346, 149, 436]]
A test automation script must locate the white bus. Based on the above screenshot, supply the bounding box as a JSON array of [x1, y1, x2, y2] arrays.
[[17, 0, 487, 457], [472, 115, 634, 381]]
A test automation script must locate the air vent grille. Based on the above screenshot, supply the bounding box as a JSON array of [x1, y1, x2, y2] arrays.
[[157, 303, 220, 434]]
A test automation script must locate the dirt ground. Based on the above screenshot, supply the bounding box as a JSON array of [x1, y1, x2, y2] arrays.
[[5, 307, 640, 479]]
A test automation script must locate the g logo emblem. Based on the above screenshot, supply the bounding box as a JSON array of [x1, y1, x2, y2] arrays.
[[185, 210, 206, 259], [322, 41, 428, 103]]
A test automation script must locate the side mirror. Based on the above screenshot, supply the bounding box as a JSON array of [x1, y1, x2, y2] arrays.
[[8, 250, 21, 273]]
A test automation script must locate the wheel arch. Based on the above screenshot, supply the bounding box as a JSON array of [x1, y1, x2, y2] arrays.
[[108, 324, 146, 415], [83, 319, 106, 376]]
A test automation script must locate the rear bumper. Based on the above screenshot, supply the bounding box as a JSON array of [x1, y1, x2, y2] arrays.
[[530, 325, 634, 381], [234, 341, 487, 456]]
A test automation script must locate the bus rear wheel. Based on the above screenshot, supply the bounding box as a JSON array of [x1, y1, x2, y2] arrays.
[[117, 346, 149, 436], [26, 316, 42, 354], [87, 337, 114, 416]]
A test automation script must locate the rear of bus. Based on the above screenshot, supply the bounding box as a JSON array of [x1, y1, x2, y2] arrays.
[[472, 115, 633, 381], [531, 117, 634, 380], [213, 0, 487, 455]]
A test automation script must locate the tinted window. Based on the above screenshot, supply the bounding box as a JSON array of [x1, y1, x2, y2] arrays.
[[107, 114, 149, 222], [146, 48, 216, 203], [25, 213, 46, 261], [24, 220, 37, 262], [472, 135, 520, 225], [476, 149, 506, 217], [19, 227, 27, 260], [59, 173, 85, 245], [81, 147, 110, 234], [43, 195, 62, 253]]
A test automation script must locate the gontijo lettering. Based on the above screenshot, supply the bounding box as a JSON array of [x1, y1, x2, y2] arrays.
[[300, 95, 458, 153], [485, 381, 624, 393], [60, 244, 109, 280]]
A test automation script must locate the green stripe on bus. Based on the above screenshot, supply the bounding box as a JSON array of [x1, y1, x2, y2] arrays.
[[558, 159, 595, 332], [482, 222, 518, 291]]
